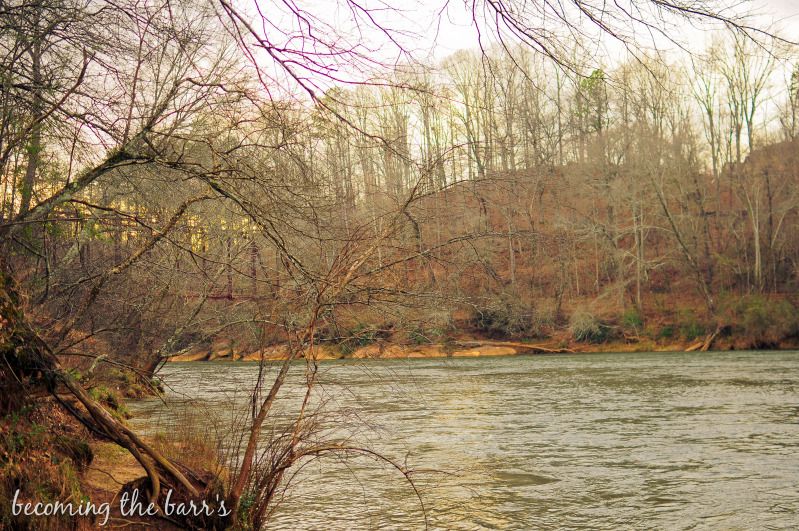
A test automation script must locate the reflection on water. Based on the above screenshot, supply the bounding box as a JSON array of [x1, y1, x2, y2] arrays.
[[129, 351, 799, 529]]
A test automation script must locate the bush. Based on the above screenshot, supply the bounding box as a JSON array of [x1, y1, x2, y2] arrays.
[[676, 310, 707, 341], [471, 304, 528, 338], [470, 293, 548, 338], [150, 406, 224, 476], [731, 295, 799, 346], [404, 311, 453, 345], [622, 308, 644, 331], [88, 386, 130, 420], [570, 311, 610, 343], [408, 327, 432, 345], [680, 321, 706, 341], [336, 322, 389, 354], [657, 324, 675, 340]]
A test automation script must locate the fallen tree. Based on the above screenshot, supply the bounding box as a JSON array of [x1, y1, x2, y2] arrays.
[[0, 257, 224, 527], [452, 340, 574, 353]]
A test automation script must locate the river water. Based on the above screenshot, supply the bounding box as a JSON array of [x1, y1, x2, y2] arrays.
[[129, 351, 799, 530]]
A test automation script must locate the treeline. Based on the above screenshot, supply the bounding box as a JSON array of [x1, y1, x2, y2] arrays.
[[2, 0, 799, 527], [1, 3, 798, 368]]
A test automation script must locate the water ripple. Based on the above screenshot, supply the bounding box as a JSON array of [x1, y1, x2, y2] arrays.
[[129, 350, 799, 529]]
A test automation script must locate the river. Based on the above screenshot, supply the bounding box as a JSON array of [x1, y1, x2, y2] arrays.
[[128, 350, 799, 530]]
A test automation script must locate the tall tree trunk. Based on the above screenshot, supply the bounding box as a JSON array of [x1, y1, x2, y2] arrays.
[[20, 39, 43, 215]]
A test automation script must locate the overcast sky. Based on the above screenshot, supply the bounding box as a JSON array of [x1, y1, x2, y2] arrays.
[[256, 0, 799, 100], [422, 0, 799, 61]]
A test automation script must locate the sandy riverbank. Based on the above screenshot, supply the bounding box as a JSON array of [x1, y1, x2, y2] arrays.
[[166, 337, 713, 362]]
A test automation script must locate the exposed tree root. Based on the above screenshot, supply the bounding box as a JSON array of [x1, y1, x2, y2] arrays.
[[0, 259, 212, 521]]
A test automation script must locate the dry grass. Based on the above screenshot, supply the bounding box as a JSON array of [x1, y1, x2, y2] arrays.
[[148, 405, 228, 482]]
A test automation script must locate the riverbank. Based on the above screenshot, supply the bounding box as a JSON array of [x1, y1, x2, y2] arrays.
[[166, 333, 799, 362]]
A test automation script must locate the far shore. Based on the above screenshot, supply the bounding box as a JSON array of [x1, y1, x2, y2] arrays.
[[166, 335, 799, 363]]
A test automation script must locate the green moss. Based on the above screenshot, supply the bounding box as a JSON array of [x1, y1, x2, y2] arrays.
[[88, 386, 130, 420]]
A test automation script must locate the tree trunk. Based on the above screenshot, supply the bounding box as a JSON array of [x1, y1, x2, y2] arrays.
[[0, 258, 208, 508], [20, 39, 43, 215]]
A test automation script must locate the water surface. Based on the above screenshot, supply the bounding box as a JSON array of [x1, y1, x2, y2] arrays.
[[129, 351, 799, 529]]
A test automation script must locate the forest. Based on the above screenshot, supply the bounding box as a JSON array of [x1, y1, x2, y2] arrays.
[[1, 0, 798, 528]]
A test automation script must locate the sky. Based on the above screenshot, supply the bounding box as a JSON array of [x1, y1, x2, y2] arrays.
[[336, 0, 799, 133], [421, 0, 799, 61], [767, 0, 799, 23], [251, 0, 799, 101], [260, 1, 799, 67]]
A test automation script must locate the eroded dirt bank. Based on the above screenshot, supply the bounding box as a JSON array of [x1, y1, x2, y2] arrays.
[[167, 334, 797, 363]]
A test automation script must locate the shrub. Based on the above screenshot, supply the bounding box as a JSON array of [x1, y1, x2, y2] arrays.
[[731, 295, 799, 346], [675, 310, 707, 341], [470, 294, 545, 338], [680, 321, 706, 341], [657, 324, 675, 340], [570, 311, 609, 343], [150, 406, 224, 476], [408, 327, 432, 345], [622, 308, 644, 331], [336, 322, 389, 354], [88, 386, 130, 420], [404, 311, 453, 345], [471, 305, 527, 338]]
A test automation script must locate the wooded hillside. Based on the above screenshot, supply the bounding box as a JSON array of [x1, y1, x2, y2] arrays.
[[1, 0, 797, 527]]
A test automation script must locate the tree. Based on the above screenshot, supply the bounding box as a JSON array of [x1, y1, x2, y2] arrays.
[[779, 64, 799, 140], [1, 0, 793, 528]]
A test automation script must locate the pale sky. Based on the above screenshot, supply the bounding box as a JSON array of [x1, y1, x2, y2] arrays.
[[259, 1, 799, 66], [250, 0, 799, 98], [422, 0, 799, 61]]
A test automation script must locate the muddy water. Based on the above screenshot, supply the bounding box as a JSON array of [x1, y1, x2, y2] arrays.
[[129, 351, 799, 529]]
